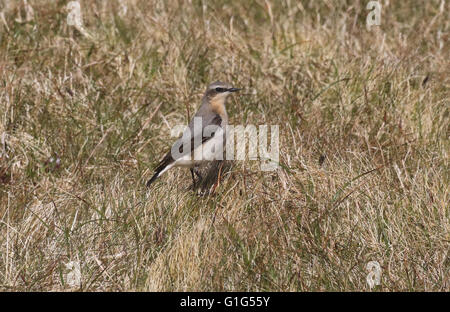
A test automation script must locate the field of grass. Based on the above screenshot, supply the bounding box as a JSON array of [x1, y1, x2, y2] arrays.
[[0, 0, 448, 291]]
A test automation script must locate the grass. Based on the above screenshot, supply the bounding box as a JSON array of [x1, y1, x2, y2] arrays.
[[0, 0, 448, 291]]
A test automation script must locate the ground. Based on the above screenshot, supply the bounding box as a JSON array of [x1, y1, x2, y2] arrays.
[[0, 0, 448, 291]]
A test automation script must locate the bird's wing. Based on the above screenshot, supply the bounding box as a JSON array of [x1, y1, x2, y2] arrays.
[[153, 113, 222, 169], [173, 113, 223, 158], [146, 112, 223, 188]]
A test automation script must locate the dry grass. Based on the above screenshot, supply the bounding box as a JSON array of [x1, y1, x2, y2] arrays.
[[0, 0, 448, 291]]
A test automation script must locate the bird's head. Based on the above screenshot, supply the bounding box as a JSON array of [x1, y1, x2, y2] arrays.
[[205, 81, 241, 102]]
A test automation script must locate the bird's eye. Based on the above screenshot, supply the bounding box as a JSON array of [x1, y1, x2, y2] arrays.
[[215, 87, 226, 92]]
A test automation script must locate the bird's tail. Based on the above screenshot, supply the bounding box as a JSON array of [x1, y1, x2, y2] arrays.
[[146, 153, 174, 188], [146, 171, 161, 188]]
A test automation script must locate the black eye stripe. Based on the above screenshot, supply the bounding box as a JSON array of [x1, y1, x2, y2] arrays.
[[215, 87, 227, 92]]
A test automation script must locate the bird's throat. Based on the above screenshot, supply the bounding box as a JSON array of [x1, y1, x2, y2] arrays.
[[210, 97, 227, 117]]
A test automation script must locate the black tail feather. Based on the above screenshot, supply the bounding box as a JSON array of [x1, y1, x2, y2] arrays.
[[146, 171, 161, 187], [146, 152, 174, 188]]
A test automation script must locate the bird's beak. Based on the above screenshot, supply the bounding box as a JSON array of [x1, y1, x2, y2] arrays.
[[228, 87, 241, 92]]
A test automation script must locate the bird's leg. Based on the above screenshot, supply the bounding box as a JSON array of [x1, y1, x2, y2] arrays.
[[190, 168, 196, 186], [211, 162, 224, 194], [193, 167, 202, 181]]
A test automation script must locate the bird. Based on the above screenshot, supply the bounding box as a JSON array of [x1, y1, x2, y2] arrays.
[[146, 81, 241, 188]]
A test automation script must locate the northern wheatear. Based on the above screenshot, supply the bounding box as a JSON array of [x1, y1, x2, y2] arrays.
[[146, 81, 241, 188]]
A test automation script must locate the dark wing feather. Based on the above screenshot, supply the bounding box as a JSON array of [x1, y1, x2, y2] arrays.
[[189, 114, 223, 152]]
